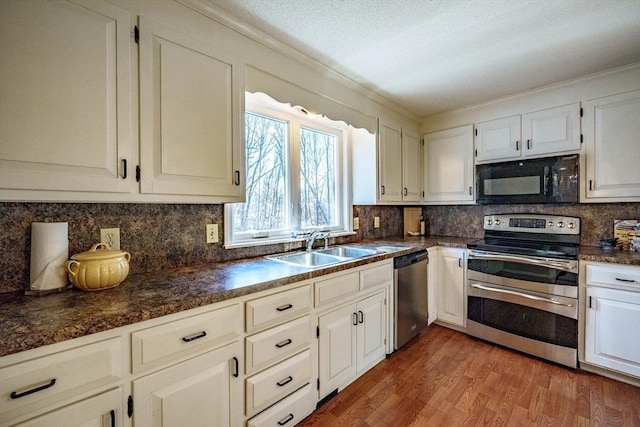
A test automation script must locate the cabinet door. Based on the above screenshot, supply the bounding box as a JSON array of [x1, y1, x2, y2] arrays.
[[133, 341, 241, 427], [475, 115, 521, 162], [401, 129, 422, 202], [585, 287, 640, 378], [437, 248, 466, 327], [0, 0, 132, 196], [583, 90, 640, 201], [522, 103, 581, 156], [356, 291, 386, 374], [318, 304, 357, 398], [377, 119, 402, 202], [14, 388, 121, 427], [423, 125, 474, 203], [139, 18, 243, 200]]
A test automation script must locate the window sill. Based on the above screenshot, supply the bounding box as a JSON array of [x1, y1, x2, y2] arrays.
[[224, 231, 356, 250]]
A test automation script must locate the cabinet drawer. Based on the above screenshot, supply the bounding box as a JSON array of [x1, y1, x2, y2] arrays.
[[360, 262, 393, 290], [314, 272, 359, 307], [0, 337, 121, 424], [585, 264, 640, 290], [246, 285, 311, 333], [246, 349, 311, 417], [131, 304, 241, 373], [246, 316, 311, 374], [247, 383, 314, 427]]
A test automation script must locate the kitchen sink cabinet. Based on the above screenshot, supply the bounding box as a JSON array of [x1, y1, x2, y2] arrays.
[[423, 125, 474, 204], [0, 0, 134, 198], [474, 103, 580, 163], [581, 262, 640, 380], [582, 90, 640, 202], [436, 247, 466, 328]]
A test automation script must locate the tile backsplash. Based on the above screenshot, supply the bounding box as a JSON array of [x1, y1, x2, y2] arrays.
[[1, 201, 637, 294], [0, 203, 403, 294]]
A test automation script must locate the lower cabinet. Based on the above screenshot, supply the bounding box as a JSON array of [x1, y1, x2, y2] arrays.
[[436, 248, 466, 327], [584, 286, 640, 378], [318, 291, 386, 399], [133, 340, 242, 427]]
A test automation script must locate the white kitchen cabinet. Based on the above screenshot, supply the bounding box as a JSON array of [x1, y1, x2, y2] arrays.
[[583, 90, 640, 202], [475, 103, 580, 163], [401, 129, 422, 202], [377, 119, 403, 202], [133, 340, 242, 427], [0, 0, 133, 197], [475, 115, 521, 162], [436, 248, 466, 327], [138, 17, 244, 200], [585, 287, 640, 378], [423, 125, 474, 203], [317, 291, 386, 399], [12, 388, 122, 427]]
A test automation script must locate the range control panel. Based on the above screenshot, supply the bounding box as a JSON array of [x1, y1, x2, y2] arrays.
[[483, 214, 580, 235]]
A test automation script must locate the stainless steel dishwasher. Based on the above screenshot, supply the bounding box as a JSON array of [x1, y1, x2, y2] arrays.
[[394, 250, 429, 350]]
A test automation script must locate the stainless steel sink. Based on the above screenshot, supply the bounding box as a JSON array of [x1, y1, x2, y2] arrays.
[[266, 251, 349, 268], [266, 245, 380, 268], [315, 246, 377, 258]]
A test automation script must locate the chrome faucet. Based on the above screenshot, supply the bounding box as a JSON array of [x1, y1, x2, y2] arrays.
[[293, 230, 330, 251]]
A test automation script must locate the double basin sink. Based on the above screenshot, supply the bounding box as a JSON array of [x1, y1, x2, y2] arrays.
[[267, 245, 382, 268]]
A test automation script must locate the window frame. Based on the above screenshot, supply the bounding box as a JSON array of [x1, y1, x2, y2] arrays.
[[224, 94, 353, 249]]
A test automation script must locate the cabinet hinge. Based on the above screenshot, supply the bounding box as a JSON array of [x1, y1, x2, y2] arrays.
[[580, 134, 583, 144], [317, 378, 320, 390], [316, 326, 320, 338], [135, 165, 141, 182], [580, 107, 583, 117], [127, 395, 134, 418], [134, 25, 139, 44]]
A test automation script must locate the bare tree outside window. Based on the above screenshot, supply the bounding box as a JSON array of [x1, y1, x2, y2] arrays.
[[300, 126, 336, 228]]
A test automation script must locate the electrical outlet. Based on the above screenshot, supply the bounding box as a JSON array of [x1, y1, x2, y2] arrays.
[[206, 224, 219, 244], [353, 217, 360, 230], [100, 228, 120, 250], [374, 217, 380, 228]]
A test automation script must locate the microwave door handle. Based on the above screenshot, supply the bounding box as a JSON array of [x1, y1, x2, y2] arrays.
[[468, 250, 577, 272], [470, 283, 573, 307], [543, 166, 550, 196]]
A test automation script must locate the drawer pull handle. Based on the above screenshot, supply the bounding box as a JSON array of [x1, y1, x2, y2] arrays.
[[276, 303, 293, 312], [232, 357, 239, 378], [10, 378, 56, 399], [615, 277, 636, 283], [182, 331, 207, 342], [276, 376, 293, 387], [275, 338, 292, 348], [278, 413, 295, 425]]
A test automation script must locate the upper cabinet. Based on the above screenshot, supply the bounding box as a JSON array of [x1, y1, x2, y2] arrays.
[[0, 0, 133, 196], [582, 90, 640, 202], [138, 18, 244, 199], [377, 120, 403, 202], [423, 125, 474, 204], [401, 129, 422, 203], [0, 2, 245, 203], [475, 103, 581, 163]]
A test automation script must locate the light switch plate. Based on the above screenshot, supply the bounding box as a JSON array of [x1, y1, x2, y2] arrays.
[[353, 217, 360, 230], [206, 224, 219, 243], [100, 228, 120, 250]]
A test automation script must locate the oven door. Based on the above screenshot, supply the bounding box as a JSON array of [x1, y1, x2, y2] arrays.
[[467, 250, 578, 298], [467, 280, 578, 367]]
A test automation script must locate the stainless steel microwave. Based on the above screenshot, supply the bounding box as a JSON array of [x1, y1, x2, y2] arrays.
[[476, 155, 579, 204]]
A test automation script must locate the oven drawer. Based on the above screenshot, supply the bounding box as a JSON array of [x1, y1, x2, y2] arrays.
[[467, 280, 577, 319]]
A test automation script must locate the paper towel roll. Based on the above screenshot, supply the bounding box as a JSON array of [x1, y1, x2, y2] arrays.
[[30, 222, 69, 292]]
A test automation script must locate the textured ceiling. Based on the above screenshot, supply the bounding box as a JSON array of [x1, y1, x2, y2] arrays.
[[211, 0, 640, 118]]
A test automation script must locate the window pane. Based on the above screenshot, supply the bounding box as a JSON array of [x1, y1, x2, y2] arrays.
[[300, 126, 336, 228], [233, 112, 287, 233]]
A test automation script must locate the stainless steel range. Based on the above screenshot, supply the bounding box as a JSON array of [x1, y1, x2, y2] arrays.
[[466, 214, 580, 368]]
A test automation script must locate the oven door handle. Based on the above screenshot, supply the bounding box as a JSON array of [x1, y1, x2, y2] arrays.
[[468, 250, 577, 272], [470, 283, 574, 307]]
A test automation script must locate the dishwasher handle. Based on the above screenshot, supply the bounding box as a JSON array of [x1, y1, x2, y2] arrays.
[[394, 250, 428, 269]]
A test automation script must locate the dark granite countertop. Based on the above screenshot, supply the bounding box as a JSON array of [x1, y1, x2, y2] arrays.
[[1, 236, 637, 358]]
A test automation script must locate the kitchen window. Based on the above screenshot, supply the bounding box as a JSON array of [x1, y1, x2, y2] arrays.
[[224, 93, 351, 248]]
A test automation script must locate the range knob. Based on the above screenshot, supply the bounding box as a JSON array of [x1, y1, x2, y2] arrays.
[[557, 221, 564, 228], [494, 219, 501, 225], [547, 221, 554, 227], [486, 219, 493, 226], [567, 222, 576, 229]]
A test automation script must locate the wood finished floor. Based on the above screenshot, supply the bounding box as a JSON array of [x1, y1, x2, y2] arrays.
[[297, 324, 640, 427]]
